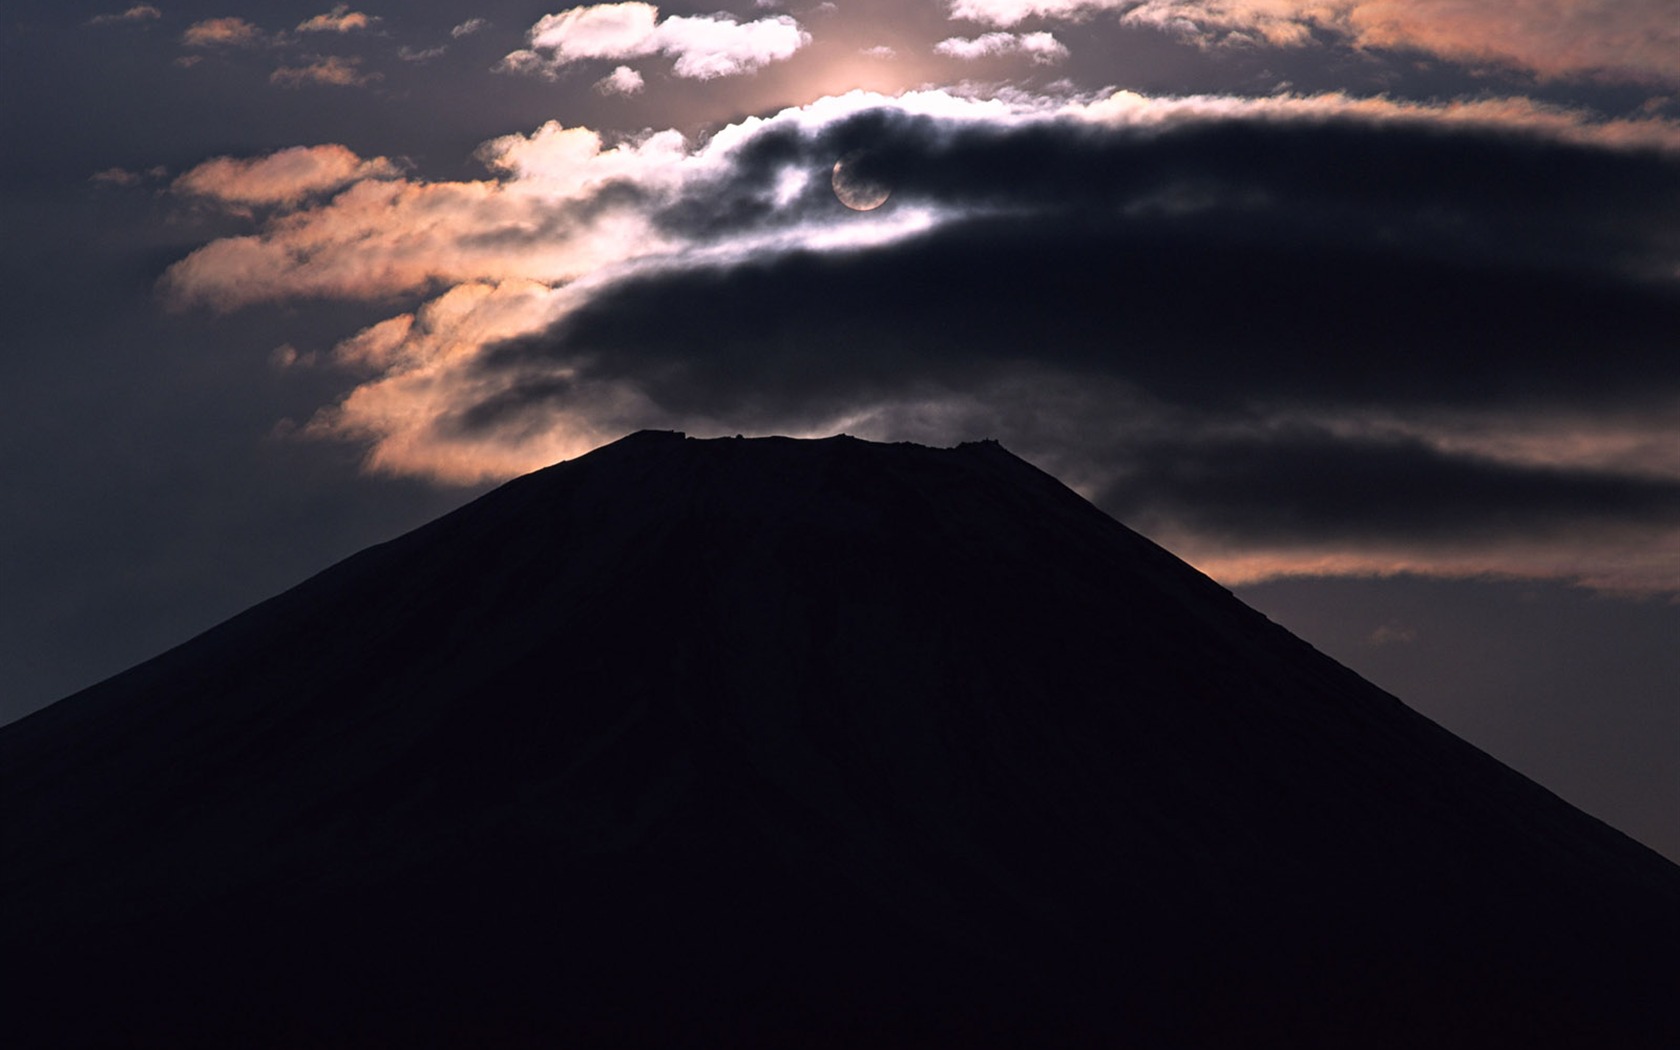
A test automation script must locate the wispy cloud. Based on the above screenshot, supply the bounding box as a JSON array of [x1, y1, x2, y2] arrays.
[[451, 18, 489, 38], [500, 3, 810, 80], [270, 55, 382, 88], [86, 4, 161, 27]]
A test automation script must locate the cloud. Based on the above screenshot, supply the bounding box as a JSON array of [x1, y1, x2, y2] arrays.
[[163, 90, 1680, 590], [949, 0, 1090, 24], [86, 5, 161, 26], [935, 32, 1069, 63], [947, 1, 1680, 84], [182, 17, 265, 48], [172, 144, 399, 208], [595, 65, 646, 94], [297, 6, 378, 33], [270, 55, 382, 88], [502, 3, 810, 80], [452, 18, 489, 38], [1367, 621, 1417, 646], [89, 167, 145, 187]]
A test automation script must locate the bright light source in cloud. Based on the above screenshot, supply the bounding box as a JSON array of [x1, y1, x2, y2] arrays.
[[502, 3, 811, 80]]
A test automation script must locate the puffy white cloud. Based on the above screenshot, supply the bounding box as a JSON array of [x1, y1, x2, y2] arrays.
[[173, 144, 399, 208], [528, 2, 660, 59], [948, 0, 1097, 24], [504, 3, 810, 80], [594, 65, 646, 94], [935, 31, 1068, 62], [297, 6, 378, 33]]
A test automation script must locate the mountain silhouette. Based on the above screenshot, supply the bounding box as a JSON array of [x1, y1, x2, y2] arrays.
[[4, 431, 1678, 1048]]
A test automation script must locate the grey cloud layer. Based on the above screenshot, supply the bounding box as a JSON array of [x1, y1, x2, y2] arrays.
[[461, 102, 1680, 585], [158, 89, 1680, 588]]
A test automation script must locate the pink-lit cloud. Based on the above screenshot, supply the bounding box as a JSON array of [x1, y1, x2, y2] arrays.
[[297, 6, 378, 33], [502, 3, 810, 80], [182, 17, 266, 48], [173, 144, 399, 208], [948, 1, 1680, 84], [594, 65, 646, 94]]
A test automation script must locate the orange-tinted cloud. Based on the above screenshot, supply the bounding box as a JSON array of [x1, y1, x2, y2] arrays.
[[182, 17, 266, 48], [173, 144, 399, 208]]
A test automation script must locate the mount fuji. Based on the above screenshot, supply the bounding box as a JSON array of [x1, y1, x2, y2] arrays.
[[5, 431, 1677, 1047]]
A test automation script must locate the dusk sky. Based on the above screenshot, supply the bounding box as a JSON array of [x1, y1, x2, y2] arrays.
[[3, 1, 1677, 859]]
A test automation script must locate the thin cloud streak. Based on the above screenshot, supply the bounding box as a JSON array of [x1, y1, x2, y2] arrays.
[[270, 55, 382, 89], [86, 5, 162, 26]]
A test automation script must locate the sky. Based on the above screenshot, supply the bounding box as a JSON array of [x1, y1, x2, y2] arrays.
[[3, 2, 1677, 860]]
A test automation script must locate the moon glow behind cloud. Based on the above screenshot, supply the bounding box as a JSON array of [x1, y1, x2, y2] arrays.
[[832, 157, 891, 210]]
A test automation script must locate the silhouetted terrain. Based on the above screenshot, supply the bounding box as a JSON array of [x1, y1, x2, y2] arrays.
[[5, 431, 1678, 1048]]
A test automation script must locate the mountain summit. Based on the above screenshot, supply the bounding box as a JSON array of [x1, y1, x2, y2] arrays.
[[5, 431, 1678, 1048]]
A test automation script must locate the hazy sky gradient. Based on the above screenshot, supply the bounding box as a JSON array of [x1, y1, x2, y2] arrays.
[[3, 1, 1675, 859]]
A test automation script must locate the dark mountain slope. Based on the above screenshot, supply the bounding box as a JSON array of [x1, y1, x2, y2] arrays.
[[4, 431, 1678, 1048]]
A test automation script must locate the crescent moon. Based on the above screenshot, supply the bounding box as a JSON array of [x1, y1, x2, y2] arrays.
[[832, 158, 891, 211]]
